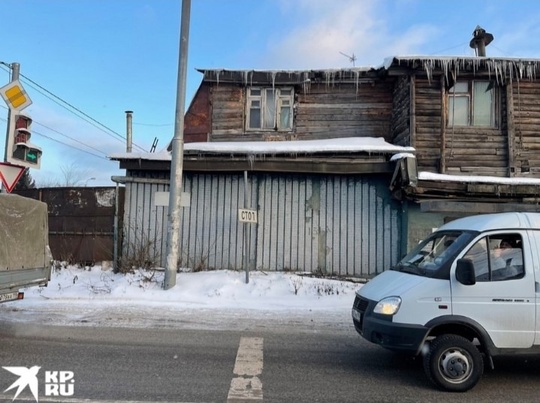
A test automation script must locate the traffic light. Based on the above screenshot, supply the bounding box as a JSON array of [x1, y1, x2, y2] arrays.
[[6, 110, 42, 169]]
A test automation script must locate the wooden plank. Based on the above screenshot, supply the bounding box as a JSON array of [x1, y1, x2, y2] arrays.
[[410, 75, 416, 148], [421, 201, 540, 214]]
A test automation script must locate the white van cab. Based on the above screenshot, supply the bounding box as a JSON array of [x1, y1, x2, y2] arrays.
[[352, 212, 540, 392]]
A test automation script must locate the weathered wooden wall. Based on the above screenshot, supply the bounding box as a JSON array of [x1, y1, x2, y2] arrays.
[[203, 81, 394, 142], [511, 81, 540, 177], [391, 76, 411, 147], [411, 78, 510, 177], [295, 82, 393, 141], [210, 84, 246, 139], [413, 79, 442, 172]]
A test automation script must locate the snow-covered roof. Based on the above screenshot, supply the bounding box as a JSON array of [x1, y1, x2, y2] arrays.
[[382, 56, 540, 83], [198, 68, 378, 88], [419, 171, 540, 186], [199, 56, 540, 88], [109, 137, 415, 161]]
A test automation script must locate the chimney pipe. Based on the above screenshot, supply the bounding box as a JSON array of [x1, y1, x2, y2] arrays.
[[125, 110, 133, 153], [469, 26, 494, 57]]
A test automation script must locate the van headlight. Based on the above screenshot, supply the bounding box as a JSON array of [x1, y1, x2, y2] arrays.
[[373, 296, 402, 315]]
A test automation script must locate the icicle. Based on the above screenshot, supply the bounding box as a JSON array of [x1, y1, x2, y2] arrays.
[[270, 71, 277, 91], [302, 71, 311, 94], [247, 154, 256, 169]]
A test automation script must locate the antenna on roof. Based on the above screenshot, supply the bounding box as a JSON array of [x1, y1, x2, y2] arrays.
[[339, 51, 357, 67], [150, 137, 158, 153]]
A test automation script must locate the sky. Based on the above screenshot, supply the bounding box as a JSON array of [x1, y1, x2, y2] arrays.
[[0, 265, 362, 331], [2, 0, 540, 187]]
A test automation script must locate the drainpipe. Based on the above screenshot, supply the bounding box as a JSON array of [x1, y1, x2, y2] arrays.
[[125, 110, 133, 152]]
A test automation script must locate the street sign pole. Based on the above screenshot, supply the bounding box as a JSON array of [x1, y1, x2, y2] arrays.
[[243, 171, 249, 284], [3, 63, 19, 164]]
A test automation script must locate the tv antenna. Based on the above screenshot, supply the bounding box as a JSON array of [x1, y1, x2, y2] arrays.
[[149, 137, 159, 152], [340, 51, 357, 67]]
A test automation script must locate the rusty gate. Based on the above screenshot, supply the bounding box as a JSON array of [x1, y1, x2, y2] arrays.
[[14, 187, 124, 265]]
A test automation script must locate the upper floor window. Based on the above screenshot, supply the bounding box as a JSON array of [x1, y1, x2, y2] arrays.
[[246, 87, 293, 131], [447, 81, 495, 127]]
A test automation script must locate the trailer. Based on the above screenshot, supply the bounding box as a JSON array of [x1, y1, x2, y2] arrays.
[[0, 193, 51, 303]]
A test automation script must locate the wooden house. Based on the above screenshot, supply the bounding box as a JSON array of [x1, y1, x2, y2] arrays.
[[111, 67, 414, 276], [111, 49, 540, 275], [385, 56, 540, 215], [375, 54, 540, 246]]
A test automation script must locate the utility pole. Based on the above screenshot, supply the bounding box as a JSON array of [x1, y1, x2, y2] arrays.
[[164, 0, 191, 290]]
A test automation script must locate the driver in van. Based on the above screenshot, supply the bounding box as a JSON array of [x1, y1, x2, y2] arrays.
[[492, 237, 523, 279]]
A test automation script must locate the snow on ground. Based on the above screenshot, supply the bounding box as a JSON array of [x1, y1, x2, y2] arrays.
[[0, 266, 364, 333]]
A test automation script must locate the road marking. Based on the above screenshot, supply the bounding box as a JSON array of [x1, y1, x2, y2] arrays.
[[227, 337, 263, 402]]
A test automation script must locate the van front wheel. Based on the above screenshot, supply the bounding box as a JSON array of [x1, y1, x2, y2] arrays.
[[423, 334, 483, 392]]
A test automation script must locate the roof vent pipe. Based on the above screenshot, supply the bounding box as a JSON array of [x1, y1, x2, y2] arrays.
[[469, 26, 494, 57], [125, 110, 133, 153]]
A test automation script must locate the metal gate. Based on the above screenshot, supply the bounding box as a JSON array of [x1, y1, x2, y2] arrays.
[[255, 173, 402, 276], [14, 187, 123, 264]]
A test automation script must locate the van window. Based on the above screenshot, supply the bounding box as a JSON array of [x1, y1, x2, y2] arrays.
[[394, 231, 473, 279], [463, 234, 524, 281]]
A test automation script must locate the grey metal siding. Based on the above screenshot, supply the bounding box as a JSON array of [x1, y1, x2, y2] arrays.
[[121, 172, 402, 277], [255, 174, 401, 276]]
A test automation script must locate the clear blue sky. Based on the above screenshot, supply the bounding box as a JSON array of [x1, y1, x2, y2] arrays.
[[1, 0, 540, 186]]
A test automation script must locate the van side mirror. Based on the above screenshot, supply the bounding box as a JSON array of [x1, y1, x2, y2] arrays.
[[456, 258, 476, 286]]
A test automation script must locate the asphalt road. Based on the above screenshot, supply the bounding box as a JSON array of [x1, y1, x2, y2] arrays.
[[1, 319, 540, 402]]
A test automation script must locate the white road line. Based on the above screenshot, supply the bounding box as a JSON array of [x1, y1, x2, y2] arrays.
[[227, 337, 263, 402]]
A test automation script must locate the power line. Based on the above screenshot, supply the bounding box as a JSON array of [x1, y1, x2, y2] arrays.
[[0, 112, 109, 160], [31, 128, 109, 160], [18, 73, 147, 153], [0, 62, 148, 152], [0, 101, 110, 156], [134, 122, 173, 127], [32, 120, 110, 156]]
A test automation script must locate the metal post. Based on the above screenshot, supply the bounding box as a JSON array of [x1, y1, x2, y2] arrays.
[[3, 63, 19, 163], [164, 0, 191, 290], [243, 171, 250, 283], [125, 111, 133, 153], [113, 182, 119, 272]]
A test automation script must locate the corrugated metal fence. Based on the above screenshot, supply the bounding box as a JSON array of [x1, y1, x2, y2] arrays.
[[122, 172, 403, 277]]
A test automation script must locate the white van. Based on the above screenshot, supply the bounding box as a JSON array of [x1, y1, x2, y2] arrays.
[[352, 212, 540, 392]]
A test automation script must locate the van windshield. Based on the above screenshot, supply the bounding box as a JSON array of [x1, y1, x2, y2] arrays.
[[392, 231, 475, 278]]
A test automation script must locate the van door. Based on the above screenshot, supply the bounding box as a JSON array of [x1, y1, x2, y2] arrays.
[[451, 231, 535, 348], [527, 230, 540, 345]]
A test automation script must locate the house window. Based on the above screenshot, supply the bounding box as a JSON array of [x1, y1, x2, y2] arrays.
[[447, 81, 495, 127], [247, 87, 293, 131]]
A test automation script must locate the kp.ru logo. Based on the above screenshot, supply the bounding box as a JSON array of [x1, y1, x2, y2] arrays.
[[3, 366, 75, 402]]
